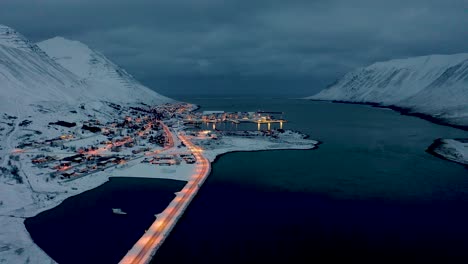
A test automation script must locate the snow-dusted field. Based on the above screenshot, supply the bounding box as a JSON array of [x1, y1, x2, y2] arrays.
[[115, 159, 196, 181], [199, 131, 318, 162]]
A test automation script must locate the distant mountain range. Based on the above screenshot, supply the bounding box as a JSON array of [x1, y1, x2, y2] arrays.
[[0, 24, 171, 114], [308, 53, 468, 128]]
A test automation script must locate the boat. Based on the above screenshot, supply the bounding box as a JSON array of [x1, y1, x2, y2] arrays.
[[112, 208, 127, 215]]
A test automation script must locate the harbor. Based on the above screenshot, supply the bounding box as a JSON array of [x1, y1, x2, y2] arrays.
[[183, 110, 287, 130]]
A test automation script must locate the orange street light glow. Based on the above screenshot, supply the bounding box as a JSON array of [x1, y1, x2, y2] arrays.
[[119, 129, 211, 264]]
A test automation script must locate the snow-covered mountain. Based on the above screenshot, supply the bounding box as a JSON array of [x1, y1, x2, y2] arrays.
[[38, 37, 171, 105], [0, 24, 171, 114], [0, 25, 84, 111], [308, 53, 468, 127], [0, 25, 173, 263]]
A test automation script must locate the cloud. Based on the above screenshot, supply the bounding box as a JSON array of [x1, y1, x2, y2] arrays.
[[1, 0, 467, 95]]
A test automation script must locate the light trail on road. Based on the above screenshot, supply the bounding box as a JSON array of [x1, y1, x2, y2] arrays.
[[120, 128, 210, 264]]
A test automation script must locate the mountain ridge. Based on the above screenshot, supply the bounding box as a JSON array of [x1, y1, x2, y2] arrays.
[[308, 53, 468, 127], [0, 24, 171, 114], [38, 36, 172, 105], [0, 25, 84, 111]]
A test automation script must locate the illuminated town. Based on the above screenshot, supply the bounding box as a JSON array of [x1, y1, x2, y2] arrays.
[[7, 102, 317, 264], [15, 103, 291, 182]]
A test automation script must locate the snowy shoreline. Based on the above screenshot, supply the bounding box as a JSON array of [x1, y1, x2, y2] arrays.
[[310, 99, 468, 132], [306, 52, 468, 169], [426, 138, 468, 168], [1, 131, 319, 264], [309, 99, 468, 168], [210, 140, 318, 163], [210, 143, 322, 164]]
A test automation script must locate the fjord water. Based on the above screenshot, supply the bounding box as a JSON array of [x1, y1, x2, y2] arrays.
[[25, 178, 185, 264], [153, 98, 468, 263]]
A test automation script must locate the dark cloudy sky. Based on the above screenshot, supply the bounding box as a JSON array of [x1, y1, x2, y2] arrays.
[[1, 0, 467, 97]]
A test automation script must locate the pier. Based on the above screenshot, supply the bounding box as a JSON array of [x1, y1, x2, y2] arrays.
[[184, 110, 286, 130], [185, 118, 286, 130]]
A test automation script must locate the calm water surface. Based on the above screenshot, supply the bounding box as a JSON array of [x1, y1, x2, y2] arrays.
[[152, 98, 468, 263], [25, 178, 185, 264], [26, 99, 468, 263]]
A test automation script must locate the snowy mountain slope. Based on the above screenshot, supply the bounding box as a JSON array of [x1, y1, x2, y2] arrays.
[[38, 37, 171, 105], [0, 25, 85, 112], [0, 25, 174, 264], [399, 58, 468, 123], [0, 24, 173, 188], [0, 24, 171, 116], [308, 53, 468, 127], [0, 24, 47, 53]]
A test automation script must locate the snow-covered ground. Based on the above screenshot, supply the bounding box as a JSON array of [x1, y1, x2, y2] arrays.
[[428, 139, 468, 166], [38, 37, 172, 105], [0, 216, 54, 264], [199, 131, 318, 162], [115, 159, 196, 181]]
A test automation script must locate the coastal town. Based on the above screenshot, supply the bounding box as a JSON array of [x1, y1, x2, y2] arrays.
[[2, 101, 319, 264], [11, 103, 297, 183]]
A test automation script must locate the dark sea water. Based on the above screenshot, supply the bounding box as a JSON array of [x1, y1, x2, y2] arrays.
[[151, 98, 468, 264], [25, 99, 468, 264], [25, 178, 185, 264]]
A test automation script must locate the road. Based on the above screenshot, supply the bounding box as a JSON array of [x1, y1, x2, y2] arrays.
[[18, 120, 175, 183], [159, 121, 175, 149], [119, 129, 211, 264]]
